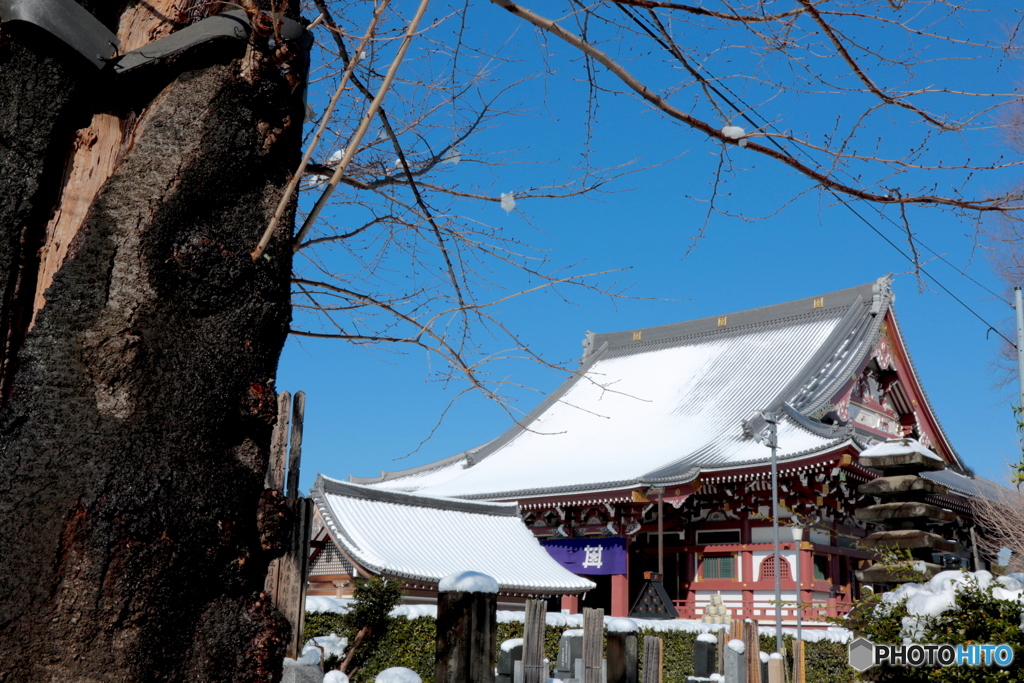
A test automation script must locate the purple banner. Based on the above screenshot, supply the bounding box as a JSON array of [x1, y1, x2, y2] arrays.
[[541, 537, 627, 575]]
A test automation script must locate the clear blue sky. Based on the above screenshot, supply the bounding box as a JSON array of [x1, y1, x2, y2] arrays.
[[282, 1, 1022, 494]]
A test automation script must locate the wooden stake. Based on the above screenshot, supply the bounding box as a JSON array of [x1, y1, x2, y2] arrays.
[[522, 599, 547, 683], [286, 391, 305, 499], [641, 636, 662, 683], [266, 391, 290, 491], [583, 607, 604, 683]]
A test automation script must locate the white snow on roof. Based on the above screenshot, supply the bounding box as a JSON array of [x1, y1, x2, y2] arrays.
[[416, 316, 842, 499], [313, 477, 594, 594], [366, 456, 471, 492], [859, 438, 942, 463]]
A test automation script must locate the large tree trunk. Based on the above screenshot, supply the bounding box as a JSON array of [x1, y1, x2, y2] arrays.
[[0, 1, 305, 680]]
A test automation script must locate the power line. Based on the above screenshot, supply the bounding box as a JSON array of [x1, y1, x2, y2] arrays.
[[616, 4, 1016, 347]]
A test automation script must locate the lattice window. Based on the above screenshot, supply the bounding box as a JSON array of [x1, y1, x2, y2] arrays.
[[758, 556, 792, 581], [309, 540, 354, 576], [701, 554, 736, 580]]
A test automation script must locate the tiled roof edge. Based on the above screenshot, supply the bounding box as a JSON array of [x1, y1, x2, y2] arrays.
[[589, 280, 879, 352], [317, 474, 519, 516]]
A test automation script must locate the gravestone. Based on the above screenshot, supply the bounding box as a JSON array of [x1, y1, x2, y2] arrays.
[[724, 639, 746, 683], [552, 630, 583, 680], [693, 633, 717, 678], [496, 639, 523, 682]]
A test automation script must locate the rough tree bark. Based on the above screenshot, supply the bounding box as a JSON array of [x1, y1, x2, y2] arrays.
[[0, 1, 306, 680]]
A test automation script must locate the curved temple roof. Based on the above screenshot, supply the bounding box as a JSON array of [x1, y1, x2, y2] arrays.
[[352, 278, 961, 500], [312, 476, 595, 594]]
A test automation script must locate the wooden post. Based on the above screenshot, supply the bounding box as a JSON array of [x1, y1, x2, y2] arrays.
[[286, 390, 305, 499], [265, 391, 290, 491], [792, 639, 805, 683], [435, 575, 498, 683], [522, 599, 547, 683], [582, 607, 604, 683], [730, 618, 744, 643], [767, 653, 785, 683], [717, 627, 727, 674], [744, 619, 761, 683], [275, 497, 313, 658], [607, 618, 638, 683], [641, 636, 662, 683]]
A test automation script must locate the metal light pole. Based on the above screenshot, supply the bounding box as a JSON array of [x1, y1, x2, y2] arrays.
[[794, 525, 803, 642], [1016, 287, 1024, 450], [757, 411, 784, 655]]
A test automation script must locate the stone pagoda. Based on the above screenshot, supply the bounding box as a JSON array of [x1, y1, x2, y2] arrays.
[[854, 438, 958, 583]]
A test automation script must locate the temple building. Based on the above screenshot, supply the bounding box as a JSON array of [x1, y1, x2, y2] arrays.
[[322, 277, 1002, 624]]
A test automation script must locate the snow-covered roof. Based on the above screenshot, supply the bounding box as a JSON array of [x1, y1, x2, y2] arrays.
[[859, 437, 944, 464], [352, 278, 975, 503], [311, 476, 595, 594], [357, 280, 909, 499]]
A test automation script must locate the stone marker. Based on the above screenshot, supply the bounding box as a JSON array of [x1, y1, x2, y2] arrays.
[[724, 639, 746, 683], [497, 639, 523, 682], [693, 632, 718, 678]]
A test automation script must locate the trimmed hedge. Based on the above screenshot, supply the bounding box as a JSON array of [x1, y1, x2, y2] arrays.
[[305, 611, 854, 683]]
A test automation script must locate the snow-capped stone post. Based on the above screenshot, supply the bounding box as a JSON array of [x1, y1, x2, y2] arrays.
[[692, 632, 718, 679], [641, 636, 662, 683], [606, 617, 638, 683], [435, 571, 499, 683], [582, 607, 604, 683], [724, 639, 746, 683], [522, 598, 547, 683]]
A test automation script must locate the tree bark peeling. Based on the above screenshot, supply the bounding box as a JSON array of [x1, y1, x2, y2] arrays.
[[0, 1, 304, 679]]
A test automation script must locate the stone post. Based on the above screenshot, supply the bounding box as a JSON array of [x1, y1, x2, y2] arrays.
[[434, 571, 498, 683], [724, 639, 746, 683]]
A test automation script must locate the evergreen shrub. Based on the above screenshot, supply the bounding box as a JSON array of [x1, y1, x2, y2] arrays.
[[305, 611, 854, 682]]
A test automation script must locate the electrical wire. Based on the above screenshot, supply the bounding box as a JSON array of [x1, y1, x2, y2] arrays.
[[615, 3, 1017, 347]]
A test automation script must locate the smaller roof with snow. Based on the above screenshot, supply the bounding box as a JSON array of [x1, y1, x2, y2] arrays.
[[311, 475, 595, 595]]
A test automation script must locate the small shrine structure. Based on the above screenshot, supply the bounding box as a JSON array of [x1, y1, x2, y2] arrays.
[[338, 278, 1003, 623], [307, 477, 594, 608]]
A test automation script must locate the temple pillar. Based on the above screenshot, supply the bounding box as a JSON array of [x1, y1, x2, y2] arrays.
[[741, 549, 754, 620], [611, 573, 629, 617], [561, 594, 579, 614]]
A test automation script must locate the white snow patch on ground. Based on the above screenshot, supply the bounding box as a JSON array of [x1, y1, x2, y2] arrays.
[[875, 570, 1024, 642], [309, 633, 348, 661], [438, 571, 499, 593], [283, 643, 321, 667]]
